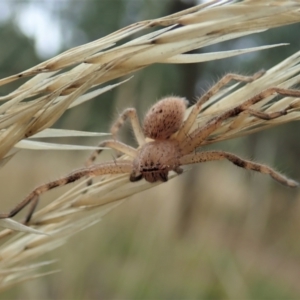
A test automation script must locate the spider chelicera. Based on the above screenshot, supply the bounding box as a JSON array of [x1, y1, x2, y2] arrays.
[[1, 71, 299, 224]]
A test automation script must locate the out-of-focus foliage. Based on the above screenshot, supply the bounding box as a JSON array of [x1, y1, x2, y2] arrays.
[[0, 0, 300, 299], [0, 23, 41, 95]]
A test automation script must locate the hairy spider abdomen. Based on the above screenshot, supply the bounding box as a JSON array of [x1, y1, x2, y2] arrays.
[[131, 139, 181, 183], [143, 96, 187, 140]]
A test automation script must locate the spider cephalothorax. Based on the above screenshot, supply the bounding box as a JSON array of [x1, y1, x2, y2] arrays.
[[131, 138, 183, 183], [1, 71, 299, 223]]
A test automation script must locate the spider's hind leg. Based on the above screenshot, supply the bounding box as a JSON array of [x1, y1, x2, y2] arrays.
[[85, 107, 144, 180], [181, 87, 300, 154], [228, 103, 296, 131], [176, 70, 265, 141], [110, 108, 145, 146]]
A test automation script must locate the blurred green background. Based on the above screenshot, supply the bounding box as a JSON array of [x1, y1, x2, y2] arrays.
[[0, 0, 300, 299]]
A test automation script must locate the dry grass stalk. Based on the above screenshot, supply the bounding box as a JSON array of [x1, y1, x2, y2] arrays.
[[0, 0, 300, 291]]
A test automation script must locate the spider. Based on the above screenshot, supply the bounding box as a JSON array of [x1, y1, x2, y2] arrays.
[[1, 71, 299, 224]]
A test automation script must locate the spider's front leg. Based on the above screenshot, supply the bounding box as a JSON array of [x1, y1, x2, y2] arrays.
[[179, 151, 298, 187], [176, 70, 265, 141], [0, 161, 133, 223]]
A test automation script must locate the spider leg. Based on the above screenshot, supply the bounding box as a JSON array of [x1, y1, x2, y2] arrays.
[[181, 87, 300, 154], [111, 108, 145, 145], [179, 151, 298, 187], [85, 140, 137, 167], [25, 195, 39, 224], [246, 104, 294, 120], [176, 70, 265, 141], [227, 103, 296, 131], [0, 161, 132, 223], [85, 140, 136, 187], [85, 108, 144, 171]]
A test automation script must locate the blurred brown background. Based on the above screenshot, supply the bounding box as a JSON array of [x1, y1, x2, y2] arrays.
[[0, 0, 300, 299]]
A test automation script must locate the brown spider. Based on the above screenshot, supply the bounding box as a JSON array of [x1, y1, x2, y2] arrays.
[[1, 71, 299, 224]]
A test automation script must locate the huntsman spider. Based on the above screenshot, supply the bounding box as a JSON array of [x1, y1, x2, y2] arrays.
[[1, 71, 299, 223]]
